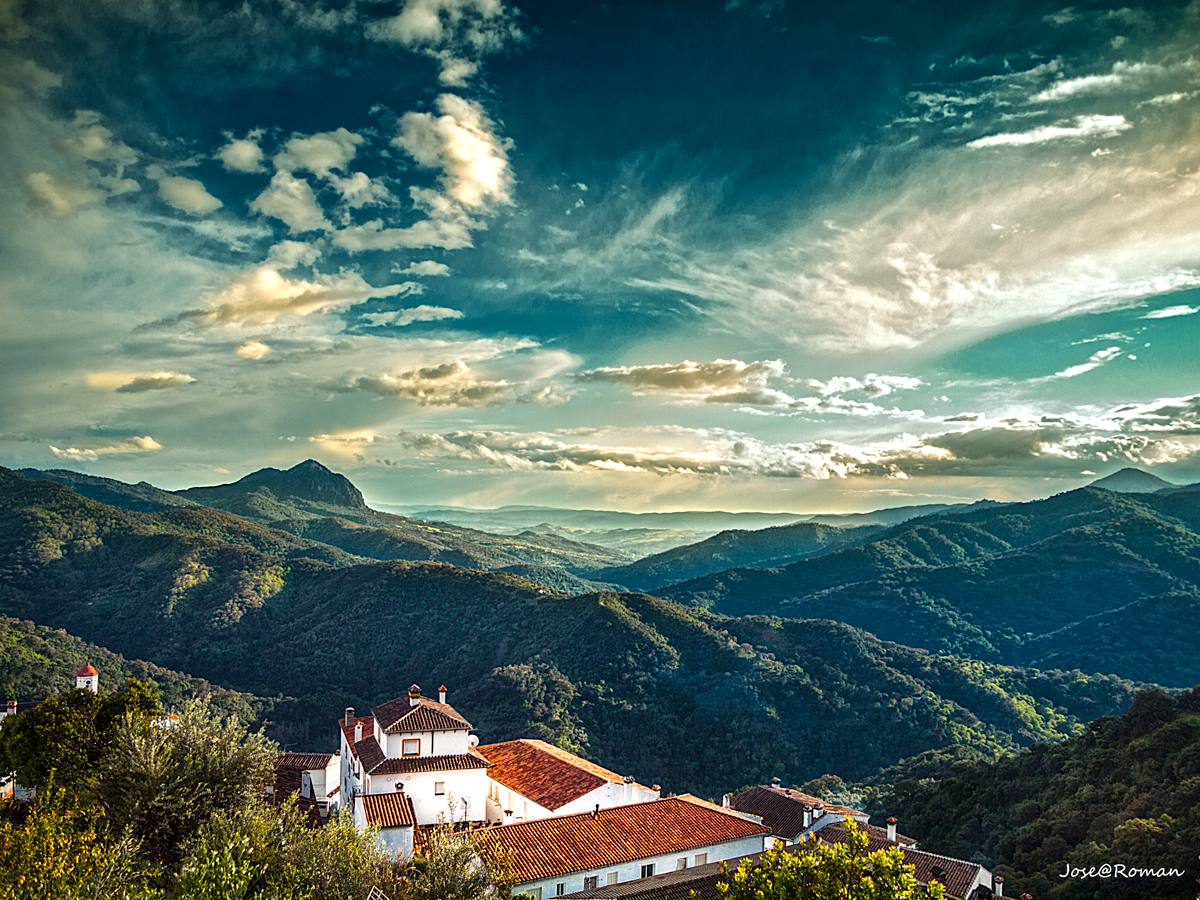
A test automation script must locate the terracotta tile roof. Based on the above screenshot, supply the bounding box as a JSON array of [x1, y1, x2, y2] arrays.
[[373, 696, 471, 733], [474, 796, 769, 884], [360, 792, 418, 829], [278, 751, 335, 770], [75, 663, 97, 677], [340, 715, 376, 752], [476, 739, 640, 810], [816, 822, 982, 899], [372, 752, 490, 775], [729, 786, 866, 839]]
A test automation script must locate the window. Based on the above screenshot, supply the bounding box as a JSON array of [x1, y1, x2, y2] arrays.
[[640, 864, 655, 879], [555, 884, 565, 896], [528, 890, 541, 900], [401, 738, 420, 757], [606, 873, 619, 886], [695, 853, 708, 866], [434, 781, 445, 796], [583, 876, 599, 890], [676, 857, 688, 871]]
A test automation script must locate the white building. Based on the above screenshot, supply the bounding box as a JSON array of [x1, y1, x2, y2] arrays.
[[339, 683, 491, 857], [478, 739, 660, 824], [74, 663, 99, 693], [476, 794, 771, 899]]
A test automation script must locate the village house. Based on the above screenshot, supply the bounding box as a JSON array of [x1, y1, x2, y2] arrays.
[[475, 794, 771, 899], [726, 781, 874, 844]]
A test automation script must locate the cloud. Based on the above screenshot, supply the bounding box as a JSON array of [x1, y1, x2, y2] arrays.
[[360, 304, 464, 327], [367, 0, 524, 86], [23, 171, 103, 216], [1045, 345, 1123, 379], [394, 259, 451, 276], [152, 266, 420, 329], [236, 340, 272, 360], [146, 167, 222, 215], [48, 435, 163, 462], [1141, 304, 1199, 319], [805, 373, 924, 397], [218, 133, 265, 173], [250, 171, 330, 233], [332, 214, 474, 252], [578, 358, 786, 397], [329, 360, 536, 407], [967, 114, 1132, 148], [55, 110, 138, 165], [86, 370, 196, 392], [274, 127, 362, 177]]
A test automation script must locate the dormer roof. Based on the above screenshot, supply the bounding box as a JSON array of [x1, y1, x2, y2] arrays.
[[372, 695, 471, 733]]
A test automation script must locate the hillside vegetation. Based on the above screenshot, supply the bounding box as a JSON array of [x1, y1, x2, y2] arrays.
[[0, 468, 1145, 793]]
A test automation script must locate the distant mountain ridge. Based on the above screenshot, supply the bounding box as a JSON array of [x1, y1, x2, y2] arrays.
[[1087, 466, 1174, 493], [181, 458, 367, 509]]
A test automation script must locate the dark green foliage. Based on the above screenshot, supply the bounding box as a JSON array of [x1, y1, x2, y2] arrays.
[[0, 678, 160, 789], [875, 688, 1200, 899], [665, 487, 1200, 686]]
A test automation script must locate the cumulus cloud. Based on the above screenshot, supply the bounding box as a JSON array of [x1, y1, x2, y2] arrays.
[[48, 435, 163, 462], [86, 370, 196, 392], [236, 340, 272, 360], [329, 360, 537, 407], [967, 114, 1132, 148], [394, 259, 451, 276], [360, 304, 464, 327], [274, 127, 362, 177], [250, 171, 330, 233], [332, 214, 474, 252], [367, 0, 524, 86], [55, 110, 138, 165], [805, 373, 924, 397], [218, 133, 265, 173], [23, 171, 102, 216], [146, 166, 222, 215], [151, 265, 419, 329], [578, 359, 785, 396]]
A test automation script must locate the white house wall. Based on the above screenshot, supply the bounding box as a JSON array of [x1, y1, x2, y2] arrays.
[[368, 768, 489, 825], [486, 778, 660, 824], [513, 834, 769, 898]]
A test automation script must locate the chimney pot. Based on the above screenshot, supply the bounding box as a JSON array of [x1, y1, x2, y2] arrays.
[[592, 804, 600, 818], [994, 874, 1005, 898], [770, 776, 782, 787], [651, 784, 660, 793], [438, 684, 447, 704], [887, 817, 898, 843], [408, 683, 422, 707], [722, 792, 732, 808], [344, 707, 354, 726], [354, 722, 363, 743]]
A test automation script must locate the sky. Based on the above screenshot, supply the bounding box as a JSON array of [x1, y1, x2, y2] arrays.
[[1, 0, 1199, 513]]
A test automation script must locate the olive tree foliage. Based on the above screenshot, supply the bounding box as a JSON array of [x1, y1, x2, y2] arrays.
[[406, 827, 513, 900], [714, 822, 947, 900], [91, 696, 276, 867], [177, 800, 404, 900]]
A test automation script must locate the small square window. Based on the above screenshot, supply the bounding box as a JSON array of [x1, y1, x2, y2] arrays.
[[640, 864, 655, 879], [584, 876, 599, 890], [555, 883, 565, 896], [401, 738, 420, 757], [434, 781, 445, 796], [676, 857, 688, 870], [695, 853, 708, 866], [606, 872, 619, 886]]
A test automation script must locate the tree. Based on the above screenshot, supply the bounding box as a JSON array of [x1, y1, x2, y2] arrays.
[[0, 783, 161, 900], [0, 679, 160, 790], [406, 827, 511, 900], [714, 823, 946, 900], [92, 696, 275, 868]]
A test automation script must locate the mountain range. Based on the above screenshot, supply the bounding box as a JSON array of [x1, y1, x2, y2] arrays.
[[0, 463, 1175, 795]]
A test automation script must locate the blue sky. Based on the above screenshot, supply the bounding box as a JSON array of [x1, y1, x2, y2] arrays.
[[1, 0, 1199, 512]]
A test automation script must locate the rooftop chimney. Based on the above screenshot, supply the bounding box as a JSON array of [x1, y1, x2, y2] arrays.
[[438, 684, 447, 704], [993, 875, 1004, 898], [770, 776, 782, 787], [344, 707, 355, 726], [354, 721, 363, 743], [5, 700, 15, 716], [592, 804, 600, 818], [408, 684, 422, 707], [887, 817, 898, 843], [722, 793, 732, 808]]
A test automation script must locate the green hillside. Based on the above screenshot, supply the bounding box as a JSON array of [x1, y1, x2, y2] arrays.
[[0, 468, 1144, 792], [665, 488, 1200, 686], [875, 687, 1200, 899]]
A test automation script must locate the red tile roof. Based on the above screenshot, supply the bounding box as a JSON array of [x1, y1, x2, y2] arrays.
[[278, 752, 335, 770], [372, 752, 490, 775], [474, 796, 769, 884], [340, 715, 376, 752], [360, 792, 417, 829], [729, 786, 867, 840], [373, 696, 471, 733], [816, 822, 981, 899], [477, 739, 639, 811], [76, 663, 97, 677]]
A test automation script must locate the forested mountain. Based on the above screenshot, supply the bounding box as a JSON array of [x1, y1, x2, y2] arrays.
[[0, 615, 262, 720], [0, 467, 1145, 793], [1087, 466, 1175, 493], [664, 487, 1200, 686], [26, 460, 626, 591], [875, 687, 1200, 899], [594, 521, 878, 592]]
